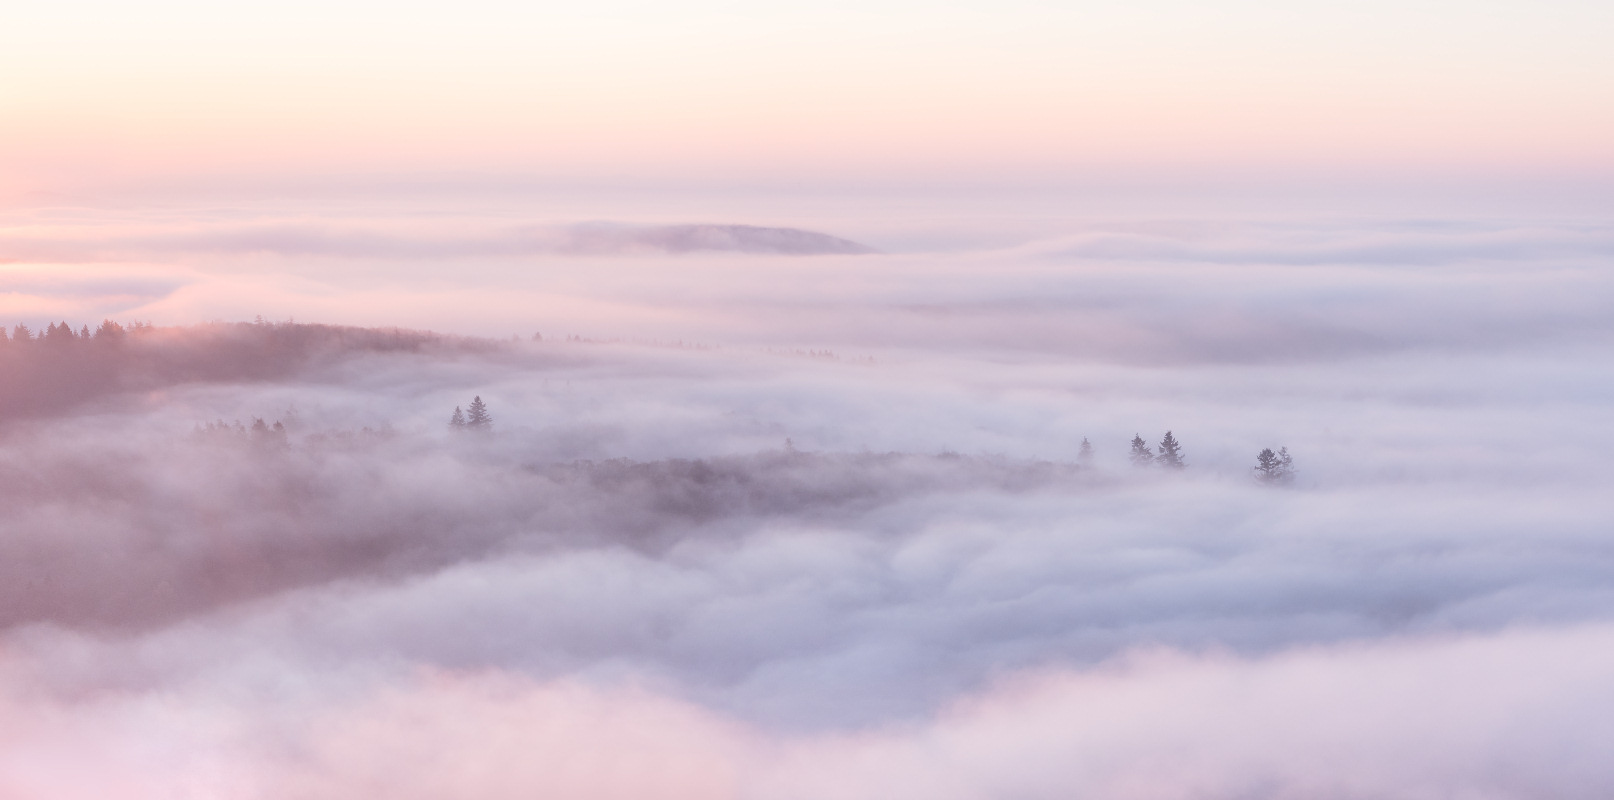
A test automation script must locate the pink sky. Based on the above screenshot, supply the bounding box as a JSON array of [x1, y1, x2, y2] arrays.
[[4, 0, 1613, 203]]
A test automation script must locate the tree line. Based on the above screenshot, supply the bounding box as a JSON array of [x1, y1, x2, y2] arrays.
[[2, 320, 145, 344], [193, 417, 290, 447], [0, 318, 455, 423]]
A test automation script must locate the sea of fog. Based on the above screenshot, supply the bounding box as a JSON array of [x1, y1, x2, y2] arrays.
[[1, 202, 1612, 798]]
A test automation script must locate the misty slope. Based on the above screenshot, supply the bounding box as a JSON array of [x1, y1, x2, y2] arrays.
[[0, 322, 479, 422], [0, 442, 1086, 633]]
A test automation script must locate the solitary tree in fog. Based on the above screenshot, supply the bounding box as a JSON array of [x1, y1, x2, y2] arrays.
[[1078, 437, 1094, 466], [1155, 431, 1185, 470], [466, 396, 492, 430], [1129, 434, 1153, 468], [449, 406, 466, 430]]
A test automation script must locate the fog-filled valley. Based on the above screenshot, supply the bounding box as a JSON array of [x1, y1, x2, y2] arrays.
[[2, 211, 1613, 798]]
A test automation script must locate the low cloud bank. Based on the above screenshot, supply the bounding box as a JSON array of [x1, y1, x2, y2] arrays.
[[6, 626, 1614, 799], [1, 210, 1611, 795], [0, 329, 1608, 734], [0, 221, 876, 260], [6, 215, 1612, 361]]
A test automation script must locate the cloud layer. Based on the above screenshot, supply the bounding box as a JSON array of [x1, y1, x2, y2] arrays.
[[0, 208, 1611, 796]]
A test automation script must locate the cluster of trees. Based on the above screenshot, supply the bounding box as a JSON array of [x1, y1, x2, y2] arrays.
[[448, 396, 492, 432], [193, 417, 290, 447], [191, 417, 406, 454], [1253, 447, 1296, 485], [1126, 431, 1188, 470], [1083, 431, 1297, 486]]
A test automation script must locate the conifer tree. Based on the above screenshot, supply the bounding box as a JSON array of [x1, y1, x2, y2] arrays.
[[1078, 437, 1094, 466], [1155, 431, 1185, 469], [466, 396, 492, 430], [1254, 447, 1295, 485], [1129, 434, 1153, 468], [1254, 448, 1281, 483], [11, 324, 30, 342], [249, 418, 276, 447], [44, 321, 74, 345], [449, 406, 466, 430]]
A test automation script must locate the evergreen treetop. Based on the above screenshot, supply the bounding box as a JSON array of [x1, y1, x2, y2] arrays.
[[465, 396, 492, 430], [1254, 447, 1295, 485], [1155, 431, 1185, 469], [1129, 434, 1153, 468]]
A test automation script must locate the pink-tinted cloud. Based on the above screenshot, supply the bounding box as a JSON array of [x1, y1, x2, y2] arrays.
[[6, 626, 1614, 799]]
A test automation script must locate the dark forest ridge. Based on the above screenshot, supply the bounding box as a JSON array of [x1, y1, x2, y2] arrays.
[[0, 320, 482, 422]]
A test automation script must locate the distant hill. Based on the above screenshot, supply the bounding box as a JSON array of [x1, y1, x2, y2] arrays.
[[558, 223, 878, 255], [0, 222, 879, 260]]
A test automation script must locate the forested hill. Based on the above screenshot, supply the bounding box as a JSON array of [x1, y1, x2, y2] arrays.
[[0, 321, 466, 422]]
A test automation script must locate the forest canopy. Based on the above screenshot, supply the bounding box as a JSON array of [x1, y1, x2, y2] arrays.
[[0, 320, 471, 422]]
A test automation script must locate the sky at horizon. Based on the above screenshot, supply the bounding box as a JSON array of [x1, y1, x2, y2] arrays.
[[4, 0, 1613, 211]]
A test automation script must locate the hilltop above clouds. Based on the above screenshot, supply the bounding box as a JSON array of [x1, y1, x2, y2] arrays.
[[0, 218, 877, 261], [559, 223, 878, 255]]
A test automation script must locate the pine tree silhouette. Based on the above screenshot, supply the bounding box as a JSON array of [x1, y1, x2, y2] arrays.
[[44, 322, 75, 346], [1254, 448, 1280, 482], [1155, 431, 1185, 469], [449, 406, 466, 430], [465, 396, 492, 430], [1078, 437, 1094, 466], [1254, 447, 1295, 485], [1129, 434, 1153, 468]]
